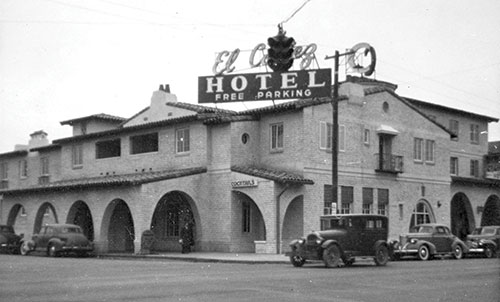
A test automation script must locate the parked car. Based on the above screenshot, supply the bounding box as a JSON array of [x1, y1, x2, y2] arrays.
[[20, 224, 93, 257], [465, 226, 500, 258], [391, 223, 467, 261], [0, 225, 22, 254], [286, 214, 390, 268]]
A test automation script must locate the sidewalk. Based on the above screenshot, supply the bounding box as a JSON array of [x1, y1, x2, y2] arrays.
[[99, 252, 290, 264]]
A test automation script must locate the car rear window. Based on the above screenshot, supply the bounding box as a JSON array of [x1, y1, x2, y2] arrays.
[[482, 228, 496, 235], [61, 227, 82, 233]]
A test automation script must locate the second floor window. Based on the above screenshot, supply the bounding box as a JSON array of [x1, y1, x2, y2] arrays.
[[72, 144, 83, 167], [96, 139, 121, 159], [176, 128, 190, 154], [270, 123, 284, 151], [19, 159, 28, 178], [40, 157, 49, 176], [450, 157, 458, 175], [0, 162, 8, 180], [425, 140, 435, 163], [414, 138, 423, 162], [470, 159, 479, 177], [130, 133, 158, 154], [470, 124, 479, 144], [319, 121, 332, 150]]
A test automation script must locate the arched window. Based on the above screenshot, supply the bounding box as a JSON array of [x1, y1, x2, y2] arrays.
[[410, 200, 435, 230]]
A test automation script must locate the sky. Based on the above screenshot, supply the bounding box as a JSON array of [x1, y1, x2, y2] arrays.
[[1, 0, 499, 153]]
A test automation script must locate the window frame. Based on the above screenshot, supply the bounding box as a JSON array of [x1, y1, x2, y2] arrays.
[[175, 127, 190, 154], [19, 159, 28, 179], [470, 159, 480, 177], [270, 123, 284, 152], [72, 144, 84, 167], [40, 157, 50, 176], [425, 139, 435, 164], [450, 157, 459, 175], [130, 132, 159, 155], [413, 137, 424, 162], [470, 124, 479, 144], [0, 162, 8, 180], [96, 139, 121, 159]]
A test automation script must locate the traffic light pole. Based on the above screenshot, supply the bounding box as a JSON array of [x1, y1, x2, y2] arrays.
[[325, 50, 354, 214]]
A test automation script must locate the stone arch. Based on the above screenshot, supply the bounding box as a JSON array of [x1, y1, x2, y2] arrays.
[[66, 200, 94, 241], [7, 204, 29, 236], [33, 202, 58, 234], [232, 190, 266, 252], [481, 195, 500, 226], [450, 192, 475, 240], [281, 195, 304, 253], [409, 199, 435, 231], [7, 204, 23, 226], [101, 199, 135, 253], [150, 190, 201, 252]]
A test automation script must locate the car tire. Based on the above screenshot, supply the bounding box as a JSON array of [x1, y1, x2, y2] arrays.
[[290, 255, 306, 267], [418, 245, 430, 261], [484, 247, 494, 259], [20, 241, 31, 256], [374, 245, 389, 266], [48, 244, 58, 257], [452, 245, 464, 259], [323, 245, 342, 268]]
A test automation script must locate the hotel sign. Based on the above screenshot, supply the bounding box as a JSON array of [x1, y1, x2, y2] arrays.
[[198, 69, 331, 103]]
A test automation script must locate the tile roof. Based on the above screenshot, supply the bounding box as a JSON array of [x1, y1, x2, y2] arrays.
[[231, 165, 314, 185], [236, 96, 347, 116], [166, 102, 237, 115], [451, 176, 500, 187], [60, 113, 126, 125], [0, 167, 207, 195], [0, 149, 28, 158]]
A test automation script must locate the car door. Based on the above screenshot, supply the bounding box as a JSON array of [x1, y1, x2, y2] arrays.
[[37, 226, 52, 250], [360, 218, 378, 255], [433, 226, 451, 252]]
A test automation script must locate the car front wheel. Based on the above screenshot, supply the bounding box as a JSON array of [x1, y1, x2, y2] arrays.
[[374, 245, 389, 266], [453, 245, 464, 259], [323, 245, 342, 268], [290, 255, 306, 267], [484, 247, 494, 258], [20, 241, 31, 256], [48, 245, 59, 257], [418, 245, 430, 261]]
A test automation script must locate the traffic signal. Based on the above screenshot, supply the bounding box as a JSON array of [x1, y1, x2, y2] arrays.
[[267, 27, 295, 72]]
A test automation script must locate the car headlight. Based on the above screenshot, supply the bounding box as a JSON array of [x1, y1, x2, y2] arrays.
[[316, 239, 322, 245], [410, 238, 417, 244], [298, 239, 305, 245]]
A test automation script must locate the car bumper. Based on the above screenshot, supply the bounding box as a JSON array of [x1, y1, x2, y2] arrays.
[[61, 246, 93, 252], [467, 248, 486, 253]]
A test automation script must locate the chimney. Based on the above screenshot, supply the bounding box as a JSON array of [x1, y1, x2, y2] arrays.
[[28, 130, 49, 149], [151, 84, 177, 110]]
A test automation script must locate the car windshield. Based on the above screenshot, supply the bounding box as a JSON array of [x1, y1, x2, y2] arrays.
[[61, 227, 82, 234], [481, 228, 496, 235]]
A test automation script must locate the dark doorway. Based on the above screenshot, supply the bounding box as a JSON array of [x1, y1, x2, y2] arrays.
[[450, 193, 474, 240], [67, 201, 94, 241], [108, 200, 135, 253], [481, 195, 500, 226]]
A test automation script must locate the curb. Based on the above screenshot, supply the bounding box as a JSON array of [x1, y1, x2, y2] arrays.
[[98, 254, 289, 265]]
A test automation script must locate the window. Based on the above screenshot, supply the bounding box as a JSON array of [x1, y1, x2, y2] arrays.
[[470, 124, 479, 144], [450, 157, 458, 175], [363, 128, 370, 145], [414, 138, 423, 162], [96, 139, 121, 159], [324, 184, 334, 214], [242, 201, 251, 233], [362, 187, 373, 214], [470, 159, 480, 177], [339, 125, 346, 152], [425, 140, 435, 163], [72, 144, 83, 167], [377, 188, 389, 216], [410, 201, 434, 229], [270, 123, 284, 151], [40, 157, 49, 176], [166, 207, 180, 237], [319, 121, 332, 150], [340, 186, 353, 214], [19, 159, 28, 178], [130, 133, 158, 154], [449, 119, 459, 140], [0, 162, 8, 180], [176, 128, 190, 154]]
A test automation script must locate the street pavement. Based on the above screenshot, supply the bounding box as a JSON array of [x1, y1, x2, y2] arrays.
[[100, 251, 290, 264]]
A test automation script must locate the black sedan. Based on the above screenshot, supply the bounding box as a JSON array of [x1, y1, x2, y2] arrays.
[[0, 225, 22, 254]]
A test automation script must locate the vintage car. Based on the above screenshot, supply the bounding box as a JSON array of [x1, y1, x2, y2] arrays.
[[392, 223, 467, 261], [0, 224, 22, 254], [286, 214, 390, 268], [465, 226, 500, 258], [20, 224, 93, 257]]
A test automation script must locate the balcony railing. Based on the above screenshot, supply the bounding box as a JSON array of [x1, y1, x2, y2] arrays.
[[375, 153, 404, 173]]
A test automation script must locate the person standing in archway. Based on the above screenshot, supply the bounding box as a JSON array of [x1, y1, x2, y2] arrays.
[[180, 222, 193, 254]]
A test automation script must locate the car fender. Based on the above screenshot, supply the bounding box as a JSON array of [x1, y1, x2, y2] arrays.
[[321, 239, 341, 250], [452, 240, 468, 253], [47, 238, 64, 251], [480, 239, 497, 250], [21, 239, 36, 251], [413, 240, 437, 255], [373, 240, 390, 254]]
